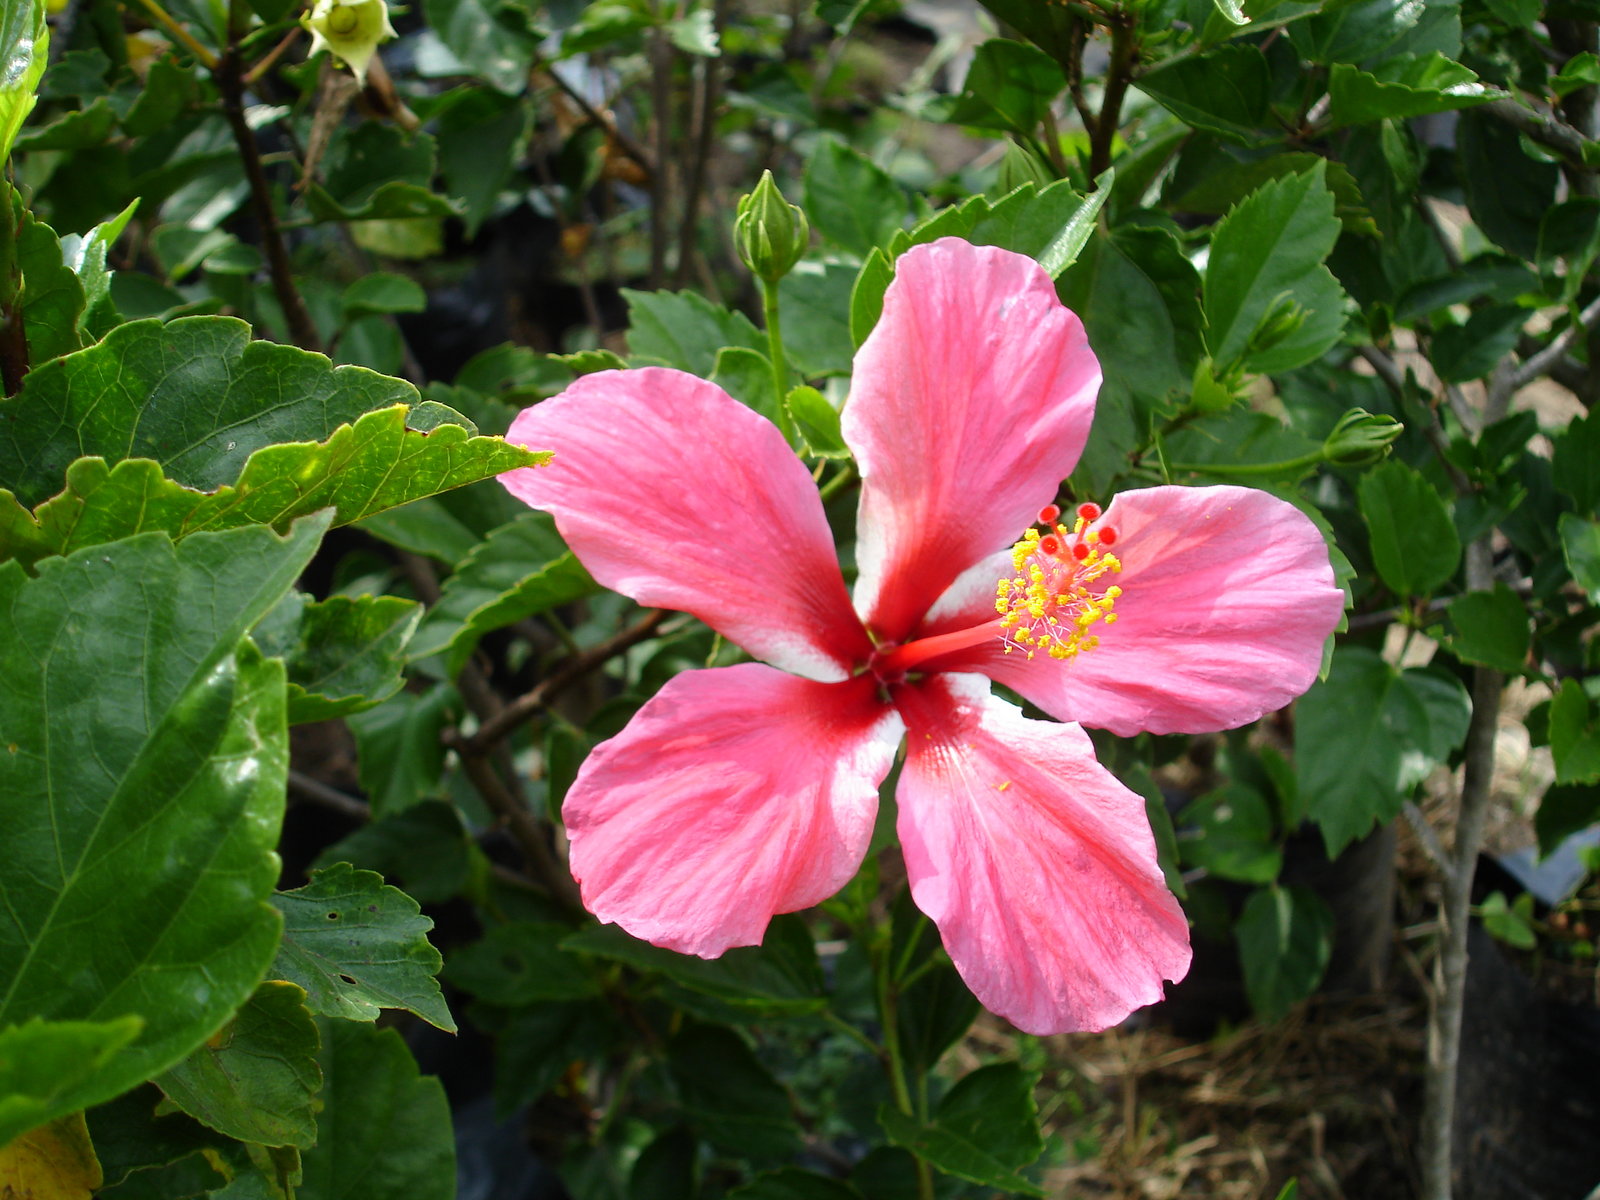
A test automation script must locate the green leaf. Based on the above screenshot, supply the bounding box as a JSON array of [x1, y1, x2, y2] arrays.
[[803, 137, 904, 256], [623, 288, 765, 375], [877, 1063, 1046, 1197], [1549, 678, 1600, 785], [566, 916, 826, 1020], [346, 687, 457, 818], [1171, 153, 1372, 235], [848, 247, 894, 348], [1235, 885, 1333, 1019], [63, 200, 138, 341], [1177, 783, 1283, 884], [1447, 583, 1528, 672], [16, 207, 87, 368], [488, 999, 615, 1116], [630, 1126, 699, 1200], [1136, 44, 1269, 142], [1552, 51, 1600, 99], [298, 1020, 454, 1200], [409, 510, 594, 671], [87, 1083, 232, 1194], [1478, 890, 1537, 949], [730, 1169, 863, 1199], [667, 1024, 798, 1159], [1325, 54, 1504, 130], [710, 345, 782, 426], [314, 802, 475, 906], [786, 386, 849, 459], [0, 404, 545, 569], [253, 592, 420, 724], [1296, 647, 1472, 854], [0, 0, 46, 161], [939, 39, 1066, 137], [423, 0, 538, 93], [154, 981, 322, 1149], [444, 922, 598, 1005], [1559, 512, 1600, 604], [269, 862, 456, 1032], [968, 177, 1110, 277], [340, 273, 426, 319], [1203, 162, 1348, 374], [0, 518, 325, 1138], [1535, 783, 1600, 857], [301, 127, 462, 223], [1432, 305, 1524, 383], [0, 1017, 143, 1149], [777, 262, 856, 377], [1358, 460, 1460, 597], [436, 90, 531, 237], [1459, 109, 1559, 260], [668, 8, 719, 54]]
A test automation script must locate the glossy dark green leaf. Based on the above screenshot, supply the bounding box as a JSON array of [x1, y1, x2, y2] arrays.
[[1358, 460, 1460, 597], [968, 176, 1111, 276], [1552, 51, 1600, 98], [0, 517, 325, 1138], [1549, 678, 1600, 785], [877, 1063, 1045, 1196], [424, 0, 538, 93], [623, 288, 765, 375], [1288, 0, 1425, 63], [1553, 410, 1600, 515], [777, 262, 855, 377], [298, 1020, 454, 1200], [1136, 44, 1269, 141], [0, 404, 545, 568], [972, 0, 1078, 62], [731, 1170, 862, 1199], [667, 1024, 798, 1159], [1535, 783, 1600, 857], [1447, 583, 1529, 672], [87, 1083, 232, 1194], [0, 0, 46, 161], [154, 981, 321, 1149], [16, 207, 87, 367], [1177, 783, 1282, 883], [445, 922, 598, 1005], [269, 862, 455, 1032], [1459, 109, 1559, 260], [1235, 885, 1333, 1019], [436, 90, 531, 237], [254, 592, 421, 724], [346, 688, 457, 818], [939, 38, 1066, 136], [1325, 54, 1504, 129], [312, 801, 474, 904], [1204, 162, 1347, 374], [0, 1017, 143, 1148], [1431, 305, 1524, 383], [301, 127, 461, 223], [803, 137, 904, 257], [12, 96, 118, 152], [1560, 512, 1600, 603], [409, 510, 596, 671], [1296, 647, 1471, 854], [895, 961, 980, 1080], [489, 998, 616, 1116]]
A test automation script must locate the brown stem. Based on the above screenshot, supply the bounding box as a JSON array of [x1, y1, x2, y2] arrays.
[[465, 609, 668, 754], [673, 0, 729, 288], [215, 48, 322, 351], [1089, 13, 1137, 179], [648, 18, 674, 286]]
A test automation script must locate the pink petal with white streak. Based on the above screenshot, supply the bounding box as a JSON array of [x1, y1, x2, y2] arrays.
[[844, 239, 1100, 644], [564, 665, 903, 958], [894, 673, 1190, 1035], [501, 368, 871, 681], [965, 485, 1345, 735]]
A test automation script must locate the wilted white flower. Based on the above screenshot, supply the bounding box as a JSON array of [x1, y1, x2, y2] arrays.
[[302, 0, 396, 85]]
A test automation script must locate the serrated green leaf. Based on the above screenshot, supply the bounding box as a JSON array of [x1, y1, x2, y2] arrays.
[[623, 288, 765, 375], [966, 177, 1110, 278], [1204, 162, 1347, 374], [1171, 154, 1373, 235], [877, 1062, 1046, 1197], [1447, 583, 1528, 672], [936, 38, 1066, 138], [300, 126, 461, 224], [62, 199, 137, 341], [803, 137, 904, 256], [848, 247, 894, 348], [1432, 305, 1524, 383], [254, 592, 422, 724], [269, 863, 455, 1032], [1559, 512, 1600, 604], [1296, 647, 1471, 854], [313, 802, 475, 905], [709, 345, 782, 426], [0, 518, 325, 1141], [1325, 55, 1504, 130], [154, 981, 322, 1149], [1359, 460, 1460, 597], [0, 0, 47, 162], [298, 1021, 454, 1200], [1459, 109, 1559, 261], [408, 510, 596, 672], [1549, 678, 1600, 785], [667, 1024, 798, 1159], [1235, 885, 1333, 1019], [1136, 44, 1269, 142], [346, 687, 457, 818], [777, 262, 855, 377], [0, 404, 546, 568], [16, 206, 87, 367], [0, 1017, 143, 1149]]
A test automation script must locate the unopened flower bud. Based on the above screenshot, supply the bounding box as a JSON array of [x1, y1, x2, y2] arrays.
[[1247, 293, 1308, 357], [735, 170, 810, 283], [1323, 408, 1403, 467], [303, 0, 397, 85]]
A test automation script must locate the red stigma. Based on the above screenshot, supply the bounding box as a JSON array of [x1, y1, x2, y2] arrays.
[[1039, 534, 1061, 556], [1098, 526, 1117, 546], [1038, 503, 1060, 525], [1072, 543, 1090, 561], [1077, 502, 1101, 521]]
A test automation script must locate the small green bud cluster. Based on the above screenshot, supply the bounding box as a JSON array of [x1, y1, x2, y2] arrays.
[[735, 171, 810, 283], [1323, 408, 1403, 467]]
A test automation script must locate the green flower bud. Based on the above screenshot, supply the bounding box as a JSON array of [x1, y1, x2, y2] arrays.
[[1246, 293, 1308, 358], [1323, 407, 1403, 467], [735, 170, 810, 283], [302, 0, 397, 85]]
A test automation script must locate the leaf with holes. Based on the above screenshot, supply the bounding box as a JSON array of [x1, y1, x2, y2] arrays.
[[268, 863, 455, 1033]]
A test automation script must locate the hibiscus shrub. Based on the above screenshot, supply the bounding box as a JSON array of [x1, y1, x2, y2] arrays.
[[1, 0, 1596, 1197]]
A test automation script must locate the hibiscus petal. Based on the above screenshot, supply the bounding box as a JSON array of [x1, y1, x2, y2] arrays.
[[501, 368, 871, 681], [564, 665, 904, 957], [844, 238, 1100, 643], [894, 673, 1190, 1035], [984, 484, 1346, 735]]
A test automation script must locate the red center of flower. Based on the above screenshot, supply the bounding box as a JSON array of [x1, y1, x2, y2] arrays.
[[865, 502, 1123, 680], [994, 502, 1122, 661]]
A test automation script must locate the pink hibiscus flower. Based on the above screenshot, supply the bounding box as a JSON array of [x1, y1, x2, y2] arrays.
[[499, 237, 1345, 1035]]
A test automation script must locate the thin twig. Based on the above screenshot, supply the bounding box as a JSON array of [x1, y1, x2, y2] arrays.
[[544, 66, 655, 175], [648, 19, 674, 287], [1483, 96, 1596, 168], [673, 0, 730, 288], [1497, 291, 1600, 404], [1090, 16, 1137, 178]]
